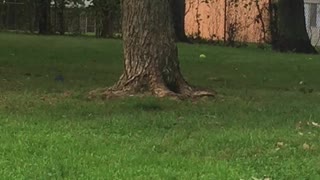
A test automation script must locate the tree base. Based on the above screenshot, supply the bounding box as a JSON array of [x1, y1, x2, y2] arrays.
[[88, 80, 216, 101], [272, 38, 318, 54]]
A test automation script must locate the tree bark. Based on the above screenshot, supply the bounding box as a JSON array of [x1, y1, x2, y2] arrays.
[[38, 0, 51, 35], [170, 0, 190, 42], [272, 0, 317, 54], [90, 0, 215, 99]]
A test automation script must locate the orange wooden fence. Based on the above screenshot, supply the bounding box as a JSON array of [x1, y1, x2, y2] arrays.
[[185, 0, 271, 43]]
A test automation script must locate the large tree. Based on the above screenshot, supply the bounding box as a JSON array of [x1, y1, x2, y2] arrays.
[[90, 0, 214, 99], [271, 0, 317, 53], [170, 0, 189, 42]]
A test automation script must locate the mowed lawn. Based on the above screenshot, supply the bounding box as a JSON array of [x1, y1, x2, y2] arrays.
[[0, 33, 320, 179]]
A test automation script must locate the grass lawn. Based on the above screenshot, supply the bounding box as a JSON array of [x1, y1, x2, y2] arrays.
[[0, 33, 320, 179]]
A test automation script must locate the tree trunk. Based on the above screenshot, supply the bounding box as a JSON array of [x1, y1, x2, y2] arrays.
[[272, 0, 317, 54], [0, 3, 5, 30], [170, 0, 190, 42], [58, 0, 65, 35], [38, 0, 51, 34], [28, 0, 36, 33], [100, 10, 114, 38], [269, 0, 278, 45], [90, 0, 215, 99]]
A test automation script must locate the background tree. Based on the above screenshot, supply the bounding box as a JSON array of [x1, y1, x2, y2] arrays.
[[91, 0, 214, 99], [0, 0, 29, 31], [0, 1, 7, 30], [170, 0, 189, 42], [53, 0, 84, 35], [271, 0, 317, 53], [91, 0, 120, 38], [25, 0, 37, 33], [37, 0, 51, 34], [53, 0, 66, 35]]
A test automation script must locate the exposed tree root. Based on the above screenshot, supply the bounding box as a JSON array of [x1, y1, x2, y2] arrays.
[[88, 80, 216, 101]]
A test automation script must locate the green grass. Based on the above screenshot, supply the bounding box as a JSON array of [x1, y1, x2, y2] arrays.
[[0, 33, 320, 179]]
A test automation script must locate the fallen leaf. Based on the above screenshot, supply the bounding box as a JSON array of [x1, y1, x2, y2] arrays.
[[303, 143, 310, 150], [296, 121, 303, 130], [208, 77, 224, 81], [298, 132, 304, 136], [311, 122, 320, 128], [276, 142, 284, 148], [62, 91, 73, 98], [177, 116, 184, 120]]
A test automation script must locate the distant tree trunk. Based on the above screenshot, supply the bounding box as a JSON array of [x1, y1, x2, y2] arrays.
[[6, 2, 15, 29], [269, 0, 278, 45], [27, 0, 36, 33], [38, 0, 51, 34], [100, 10, 113, 38], [90, 0, 215, 99], [57, 0, 65, 35], [0, 3, 6, 29], [170, 0, 189, 42], [272, 0, 317, 54]]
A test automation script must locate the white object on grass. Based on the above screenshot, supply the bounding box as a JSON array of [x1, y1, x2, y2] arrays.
[[199, 54, 206, 58]]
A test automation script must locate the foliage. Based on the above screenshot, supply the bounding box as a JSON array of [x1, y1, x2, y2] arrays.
[[53, 0, 85, 7]]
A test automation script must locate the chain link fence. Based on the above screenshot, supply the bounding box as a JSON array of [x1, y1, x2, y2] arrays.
[[0, 1, 120, 36]]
